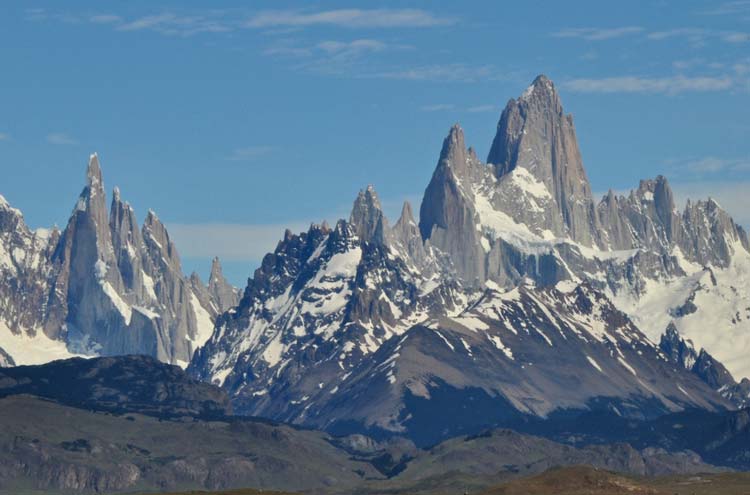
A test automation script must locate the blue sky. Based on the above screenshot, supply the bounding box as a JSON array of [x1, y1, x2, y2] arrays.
[[1, 1, 749, 285]]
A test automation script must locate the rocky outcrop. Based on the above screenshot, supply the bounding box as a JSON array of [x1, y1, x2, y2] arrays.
[[0, 194, 60, 339], [419, 124, 487, 284], [350, 185, 390, 245], [660, 322, 748, 407], [208, 257, 240, 313], [487, 74, 601, 247], [0, 155, 235, 367]]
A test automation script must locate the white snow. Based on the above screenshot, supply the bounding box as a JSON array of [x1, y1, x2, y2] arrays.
[[0, 320, 85, 365], [94, 259, 107, 280], [452, 315, 489, 331], [434, 330, 455, 351], [488, 334, 514, 360], [101, 281, 132, 325], [189, 293, 215, 348], [610, 245, 750, 380], [617, 356, 637, 376], [142, 272, 157, 302], [301, 248, 362, 316], [473, 189, 555, 256], [133, 306, 159, 320], [586, 355, 603, 373], [261, 333, 284, 367]]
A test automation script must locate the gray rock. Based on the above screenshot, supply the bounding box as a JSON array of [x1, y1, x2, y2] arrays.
[[0, 154, 234, 367]]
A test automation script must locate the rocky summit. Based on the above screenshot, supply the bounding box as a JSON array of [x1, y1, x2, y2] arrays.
[[0, 154, 235, 367]]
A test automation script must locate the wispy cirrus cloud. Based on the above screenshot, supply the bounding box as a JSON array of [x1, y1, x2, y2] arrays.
[[266, 38, 393, 59], [466, 104, 497, 113], [244, 9, 455, 29], [88, 14, 121, 24], [647, 28, 749, 44], [225, 146, 274, 162], [667, 156, 750, 175], [698, 0, 750, 16], [420, 103, 456, 112], [366, 64, 510, 83], [28, 7, 453, 38], [562, 75, 734, 94], [263, 38, 412, 77], [0, 133, 10, 141], [46, 132, 78, 145], [419, 103, 497, 113], [117, 13, 232, 37], [552, 26, 644, 41], [553, 24, 749, 45]]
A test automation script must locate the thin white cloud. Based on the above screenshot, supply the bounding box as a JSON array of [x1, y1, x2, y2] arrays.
[[367, 64, 505, 82], [562, 75, 734, 94], [245, 9, 455, 29], [647, 28, 750, 44], [420, 103, 456, 112], [668, 156, 750, 175], [226, 146, 274, 162], [0, 133, 9, 141], [117, 13, 232, 37], [89, 14, 121, 24], [316, 39, 388, 57], [46, 132, 78, 145], [466, 104, 497, 113], [552, 26, 644, 41], [698, 1, 750, 16]]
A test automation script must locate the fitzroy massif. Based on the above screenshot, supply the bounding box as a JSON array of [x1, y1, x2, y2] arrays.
[[1, 75, 749, 446]]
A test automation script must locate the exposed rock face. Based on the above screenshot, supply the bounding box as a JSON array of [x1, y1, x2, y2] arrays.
[[350, 185, 390, 245], [208, 257, 241, 313], [420, 125, 487, 284], [0, 155, 235, 366], [0, 194, 60, 342], [660, 322, 749, 408], [487, 75, 601, 247]]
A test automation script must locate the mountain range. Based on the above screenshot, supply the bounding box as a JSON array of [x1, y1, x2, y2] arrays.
[[1, 75, 749, 448]]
